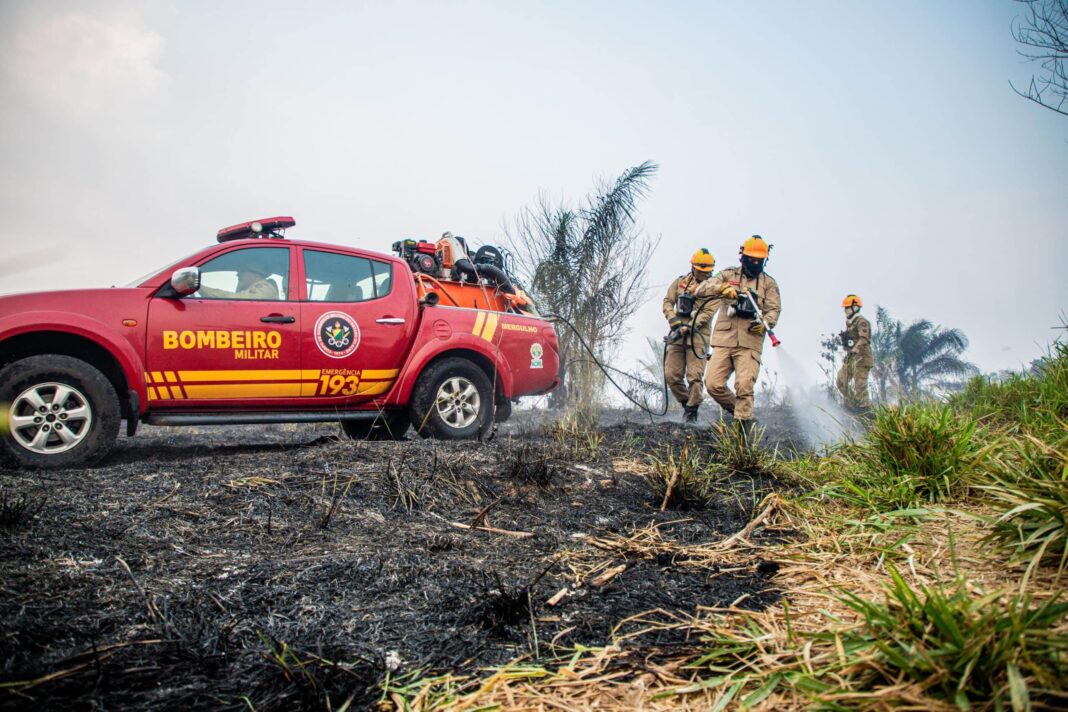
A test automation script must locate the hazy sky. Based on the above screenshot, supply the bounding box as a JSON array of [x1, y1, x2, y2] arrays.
[[1, 0, 1065, 386]]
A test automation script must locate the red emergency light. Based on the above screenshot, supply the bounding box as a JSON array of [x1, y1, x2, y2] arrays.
[[217, 216, 296, 243]]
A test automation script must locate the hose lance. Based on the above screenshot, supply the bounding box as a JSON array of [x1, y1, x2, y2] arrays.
[[742, 288, 781, 347]]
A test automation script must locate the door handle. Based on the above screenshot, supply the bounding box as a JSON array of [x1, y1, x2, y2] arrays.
[[260, 315, 295, 323], [376, 317, 406, 325]]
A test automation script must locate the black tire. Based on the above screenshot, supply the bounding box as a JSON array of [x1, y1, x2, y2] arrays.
[[0, 355, 121, 469], [408, 357, 493, 439], [493, 396, 512, 423], [341, 410, 410, 441]]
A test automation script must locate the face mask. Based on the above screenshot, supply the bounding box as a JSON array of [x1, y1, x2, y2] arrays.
[[741, 256, 764, 277]]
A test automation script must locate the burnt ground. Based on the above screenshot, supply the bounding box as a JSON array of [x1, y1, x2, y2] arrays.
[[0, 406, 803, 710]]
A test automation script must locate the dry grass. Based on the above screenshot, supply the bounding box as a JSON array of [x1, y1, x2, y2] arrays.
[[376, 488, 1068, 711]]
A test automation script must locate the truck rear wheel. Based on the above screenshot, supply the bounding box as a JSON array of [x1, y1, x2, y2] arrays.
[[0, 355, 121, 469], [341, 411, 410, 441], [409, 357, 492, 439]]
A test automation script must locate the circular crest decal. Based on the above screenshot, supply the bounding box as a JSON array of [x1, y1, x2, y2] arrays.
[[314, 311, 361, 359]]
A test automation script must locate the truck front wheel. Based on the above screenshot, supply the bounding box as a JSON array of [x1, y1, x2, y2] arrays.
[[0, 355, 121, 469], [409, 358, 493, 439]]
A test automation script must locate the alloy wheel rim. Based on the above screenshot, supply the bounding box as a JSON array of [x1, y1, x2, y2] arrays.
[[8, 382, 93, 455], [434, 376, 480, 429]]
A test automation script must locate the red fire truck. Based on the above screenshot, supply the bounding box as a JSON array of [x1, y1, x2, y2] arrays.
[[0, 218, 559, 469]]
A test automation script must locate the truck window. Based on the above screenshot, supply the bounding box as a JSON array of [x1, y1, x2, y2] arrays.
[[304, 250, 393, 302], [371, 260, 393, 297], [196, 247, 289, 301]]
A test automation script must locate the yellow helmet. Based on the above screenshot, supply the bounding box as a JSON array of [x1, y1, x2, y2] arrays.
[[842, 294, 862, 308], [741, 235, 770, 259], [690, 248, 715, 272]]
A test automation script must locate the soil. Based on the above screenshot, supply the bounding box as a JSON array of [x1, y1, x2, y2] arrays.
[[0, 405, 801, 710]]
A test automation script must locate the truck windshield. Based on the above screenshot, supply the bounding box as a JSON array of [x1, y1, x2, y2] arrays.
[[124, 249, 203, 288]]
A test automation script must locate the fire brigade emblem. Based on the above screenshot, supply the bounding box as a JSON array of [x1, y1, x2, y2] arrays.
[[530, 342, 544, 369], [314, 311, 360, 359]]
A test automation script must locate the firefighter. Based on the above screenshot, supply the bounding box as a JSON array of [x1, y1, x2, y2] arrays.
[[836, 294, 873, 412], [199, 256, 280, 301], [695, 236, 781, 441], [662, 249, 719, 423]]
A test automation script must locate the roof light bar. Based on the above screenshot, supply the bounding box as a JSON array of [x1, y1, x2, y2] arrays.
[[217, 216, 296, 243]]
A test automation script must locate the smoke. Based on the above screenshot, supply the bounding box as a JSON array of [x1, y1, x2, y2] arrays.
[[770, 348, 863, 451]]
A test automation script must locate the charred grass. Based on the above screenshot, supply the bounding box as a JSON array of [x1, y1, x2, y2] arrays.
[[8, 363, 1066, 712], [0, 418, 791, 710]]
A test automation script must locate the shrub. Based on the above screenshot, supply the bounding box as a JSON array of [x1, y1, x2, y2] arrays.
[[983, 435, 1068, 578], [838, 566, 1068, 709], [709, 421, 778, 478], [645, 439, 718, 510], [828, 402, 992, 511]]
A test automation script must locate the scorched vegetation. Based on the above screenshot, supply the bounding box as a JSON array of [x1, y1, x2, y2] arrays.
[[3, 344, 1067, 710]]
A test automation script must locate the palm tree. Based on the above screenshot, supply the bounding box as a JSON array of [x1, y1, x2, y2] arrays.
[[509, 162, 660, 410], [871, 306, 902, 403], [894, 320, 978, 398], [866, 306, 978, 402]]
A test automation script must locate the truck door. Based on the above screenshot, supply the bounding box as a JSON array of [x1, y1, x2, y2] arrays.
[[298, 247, 416, 404], [144, 245, 303, 408]]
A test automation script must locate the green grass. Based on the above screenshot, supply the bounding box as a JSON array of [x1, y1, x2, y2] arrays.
[[674, 567, 1068, 711], [952, 342, 1068, 442], [983, 434, 1068, 579], [823, 402, 993, 512], [837, 565, 1068, 710], [950, 342, 1068, 576]]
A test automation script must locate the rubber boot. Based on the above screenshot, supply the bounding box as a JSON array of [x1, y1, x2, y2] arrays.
[[683, 406, 699, 425], [721, 408, 735, 426]]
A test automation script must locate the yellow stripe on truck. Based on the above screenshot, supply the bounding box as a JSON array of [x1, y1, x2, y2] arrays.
[[357, 381, 393, 396], [183, 383, 305, 399], [361, 369, 400, 380], [178, 370, 306, 382], [481, 313, 499, 341], [472, 312, 486, 337]]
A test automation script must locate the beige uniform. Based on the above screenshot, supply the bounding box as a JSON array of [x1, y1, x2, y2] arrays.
[[694, 267, 781, 420], [836, 313, 873, 409], [662, 274, 719, 407], [200, 277, 279, 301]]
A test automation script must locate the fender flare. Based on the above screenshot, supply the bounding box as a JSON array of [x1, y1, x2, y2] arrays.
[[0, 311, 148, 414], [384, 333, 514, 406]]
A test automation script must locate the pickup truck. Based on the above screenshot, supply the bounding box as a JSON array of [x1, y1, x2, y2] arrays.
[[0, 217, 560, 469]]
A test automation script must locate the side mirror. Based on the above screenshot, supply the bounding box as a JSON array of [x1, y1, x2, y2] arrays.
[[170, 267, 201, 296]]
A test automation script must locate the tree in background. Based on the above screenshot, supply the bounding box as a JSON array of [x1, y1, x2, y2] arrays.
[[871, 306, 902, 403], [857, 307, 979, 403], [895, 320, 979, 398], [508, 162, 659, 413], [1011, 0, 1068, 117], [818, 333, 842, 400]]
